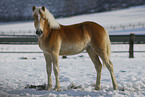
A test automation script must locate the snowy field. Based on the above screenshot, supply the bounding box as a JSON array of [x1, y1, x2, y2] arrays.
[[0, 4, 145, 97], [0, 44, 145, 97], [0, 5, 145, 35]]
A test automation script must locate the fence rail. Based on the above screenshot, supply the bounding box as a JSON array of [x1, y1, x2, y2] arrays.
[[0, 51, 145, 54], [0, 34, 145, 58], [106, 22, 145, 31], [0, 35, 145, 44]]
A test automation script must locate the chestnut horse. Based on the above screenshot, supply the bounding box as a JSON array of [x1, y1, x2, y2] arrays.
[[32, 6, 118, 91]]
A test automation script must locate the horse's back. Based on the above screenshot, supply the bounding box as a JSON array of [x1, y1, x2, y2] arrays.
[[59, 21, 108, 55], [82, 21, 107, 36], [60, 21, 106, 40]]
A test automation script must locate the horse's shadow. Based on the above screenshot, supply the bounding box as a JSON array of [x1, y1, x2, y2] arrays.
[[24, 83, 84, 91], [7, 84, 125, 96], [25, 84, 46, 90], [6, 84, 94, 96]]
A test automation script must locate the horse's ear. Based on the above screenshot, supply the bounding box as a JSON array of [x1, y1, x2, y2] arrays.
[[32, 6, 36, 11], [42, 6, 45, 11]]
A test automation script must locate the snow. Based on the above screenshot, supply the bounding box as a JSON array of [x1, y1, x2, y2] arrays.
[[0, 44, 145, 97], [0, 5, 145, 97], [0, 5, 145, 35]]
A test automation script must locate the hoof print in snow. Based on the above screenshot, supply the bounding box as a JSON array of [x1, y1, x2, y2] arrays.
[[25, 84, 46, 90], [67, 83, 83, 90], [19, 57, 28, 60], [32, 57, 36, 60], [119, 87, 125, 91], [120, 70, 126, 72], [79, 55, 84, 58]]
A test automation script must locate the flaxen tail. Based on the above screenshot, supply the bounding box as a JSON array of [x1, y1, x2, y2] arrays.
[[103, 29, 111, 66], [107, 31, 111, 60]]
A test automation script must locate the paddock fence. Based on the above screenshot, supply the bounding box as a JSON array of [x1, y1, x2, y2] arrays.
[[0, 34, 145, 44], [106, 22, 145, 31], [0, 34, 145, 58]]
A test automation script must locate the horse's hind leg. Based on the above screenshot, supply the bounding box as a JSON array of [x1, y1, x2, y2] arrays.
[[100, 53, 118, 90], [86, 46, 102, 90]]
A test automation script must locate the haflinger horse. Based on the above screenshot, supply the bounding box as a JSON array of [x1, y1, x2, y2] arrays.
[[32, 6, 118, 91]]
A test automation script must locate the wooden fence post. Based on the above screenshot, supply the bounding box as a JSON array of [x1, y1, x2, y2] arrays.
[[129, 33, 135, 58]]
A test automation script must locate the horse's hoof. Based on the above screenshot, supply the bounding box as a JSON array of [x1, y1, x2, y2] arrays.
[[46, 86, 52, 91], [113, 87, 118, 90], [54, 87, 61, 91], [47, 88, 51, 91], [94, 86, 101, 90]]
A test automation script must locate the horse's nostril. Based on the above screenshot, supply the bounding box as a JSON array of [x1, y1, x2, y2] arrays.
[[40, 30, 43, 34], [36, 31, 40, 35], [36, 30, 43, 36]]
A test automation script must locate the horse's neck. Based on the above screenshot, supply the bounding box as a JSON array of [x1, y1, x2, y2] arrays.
[[43, 20, 51, 38]]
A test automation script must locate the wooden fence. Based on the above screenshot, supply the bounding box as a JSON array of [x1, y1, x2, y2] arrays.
[[0, 34, 145, 44], [106, 22, 145, 31], [0, 34, 145, 58]]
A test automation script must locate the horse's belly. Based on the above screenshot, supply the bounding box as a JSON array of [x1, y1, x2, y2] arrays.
[[60, 43, 89, 55]]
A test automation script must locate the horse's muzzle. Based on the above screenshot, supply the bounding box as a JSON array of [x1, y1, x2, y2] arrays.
[[36, 30, 43, 36]]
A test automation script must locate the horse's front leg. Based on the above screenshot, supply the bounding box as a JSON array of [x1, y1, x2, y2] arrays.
[[51, 52, 60, 91], [44, 53, 52, 91]]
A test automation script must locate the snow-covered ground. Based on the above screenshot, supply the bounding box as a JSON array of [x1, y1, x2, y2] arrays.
[[0, 5, 145, 97], [0, 5, 145, 35], [0, 44, 145, 97]]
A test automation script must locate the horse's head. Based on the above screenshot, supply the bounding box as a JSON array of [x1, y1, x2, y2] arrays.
[[32, 6, 46, 36], [32, 6, 60, 36]]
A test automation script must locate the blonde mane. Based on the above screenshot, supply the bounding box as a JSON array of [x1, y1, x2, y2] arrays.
[[33, 7, 60, 29], [44, 8, 60, 29]]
